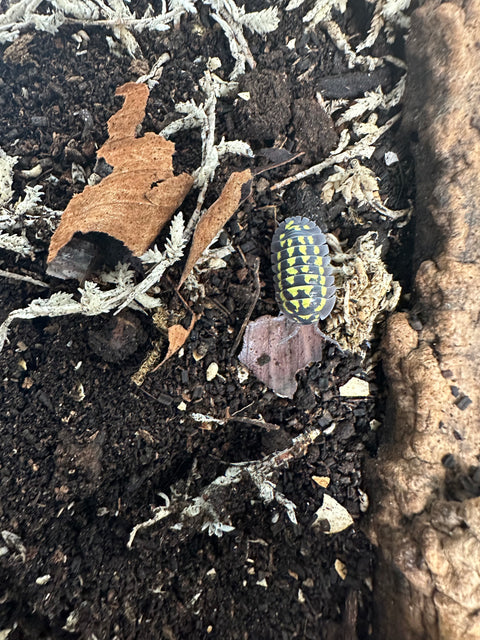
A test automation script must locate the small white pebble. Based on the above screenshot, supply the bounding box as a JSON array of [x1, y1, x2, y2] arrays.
[[256, 578, 268, 588], [384, 151, 399, 165], [312, 494, 353, 534], [339, 377, 370, 397], [36, 574, 51, 586], [358, 488, 369, 513], [177, 401, 187, 411], [237, 364, 249, 384], [206, 362, 219, 382]]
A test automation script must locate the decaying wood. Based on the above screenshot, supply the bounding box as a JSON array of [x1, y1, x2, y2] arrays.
[[368, 2, 480, 638]]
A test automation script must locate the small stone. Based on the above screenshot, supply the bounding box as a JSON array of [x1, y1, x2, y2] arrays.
[[455, 395, 472, 411], [334, 559, 347, 580], [312, 475, 330, 488], [206, 362, 219, 382], [339, 377, 370, 397], [312, 494, 353, 534]]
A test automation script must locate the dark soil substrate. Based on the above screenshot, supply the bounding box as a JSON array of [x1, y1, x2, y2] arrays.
[[0, 2, 414, 638]]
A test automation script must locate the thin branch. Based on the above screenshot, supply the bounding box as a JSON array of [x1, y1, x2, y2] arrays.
[[0, 269, 48, 288], [230, 256, 261, 356]]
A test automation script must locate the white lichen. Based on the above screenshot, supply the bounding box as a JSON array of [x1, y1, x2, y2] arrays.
[[321, 158, 410, 220], [325, 232, 402, 352], [0, 150, 61, 256], [0, 149, 17, 206], [204, 0, 280, 79], [0, 0, 196, 54], [302, 0, 347, 27], [183, 233, 235, 301], [0, 213, 188, 352], [272, 113, 401, 191], [336, 76, 405, 126], [356, 0, 412, 52], [160, 69, 253, 238]]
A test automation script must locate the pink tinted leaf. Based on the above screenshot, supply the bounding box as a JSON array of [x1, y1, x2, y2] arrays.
[[238, 315, 325, 398]]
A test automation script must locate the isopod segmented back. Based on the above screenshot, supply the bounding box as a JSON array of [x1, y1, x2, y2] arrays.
[[271, 216, 336, 324]]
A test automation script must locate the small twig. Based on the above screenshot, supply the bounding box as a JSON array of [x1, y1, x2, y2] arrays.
[[203, 296, 230, 317], [136, 386, 174, 406], [253, 151, 305, 177], [0, 269, 48, 288], [228, 416, 279, 431], [164, 274, 191, 312], [230, 256, 261, 356]]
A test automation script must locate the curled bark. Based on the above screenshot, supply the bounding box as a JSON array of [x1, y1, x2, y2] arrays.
[[368, 1, 480, 638]]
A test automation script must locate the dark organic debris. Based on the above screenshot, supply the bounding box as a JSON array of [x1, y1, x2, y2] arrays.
[[88, 311, 147, 362]]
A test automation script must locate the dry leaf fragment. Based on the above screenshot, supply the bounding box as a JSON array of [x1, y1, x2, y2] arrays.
[[179, 169, 252, 288], [334, 558, 348, 580], [48, 82, 194, 278], [238, 314, 326, 398], [153, 313, 198, 371]]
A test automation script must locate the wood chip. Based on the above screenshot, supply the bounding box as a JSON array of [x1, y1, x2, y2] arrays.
[[334, 559, 347, 580], [153, 314, 198, 371], [312, 475, 330, 488]]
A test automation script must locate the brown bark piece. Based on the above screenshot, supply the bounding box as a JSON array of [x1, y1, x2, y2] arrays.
[[368, 2, 480, 638], [48, 82, 193, 268], [178, 169, 252, 288]]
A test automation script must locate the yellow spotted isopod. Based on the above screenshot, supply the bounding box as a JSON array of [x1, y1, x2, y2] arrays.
[[271, 216, 336, 324]]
